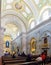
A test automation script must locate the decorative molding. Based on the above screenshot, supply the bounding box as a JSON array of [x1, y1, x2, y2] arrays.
[[27, 17, 51, 34], [1, 14, 26, 30]]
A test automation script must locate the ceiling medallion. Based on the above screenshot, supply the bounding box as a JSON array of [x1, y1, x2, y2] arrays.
[[15, 3, 22, 10]]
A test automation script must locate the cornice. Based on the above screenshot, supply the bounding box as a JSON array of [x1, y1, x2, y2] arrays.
[[27, 17, 51, 34]]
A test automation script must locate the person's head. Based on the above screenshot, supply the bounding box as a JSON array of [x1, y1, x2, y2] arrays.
[[41, 52, 44, 55], [41, 51, 46, 55], [5, 51, 8, 53]]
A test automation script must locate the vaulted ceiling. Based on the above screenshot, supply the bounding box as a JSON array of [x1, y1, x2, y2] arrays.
[[1, 0, 51, 41]]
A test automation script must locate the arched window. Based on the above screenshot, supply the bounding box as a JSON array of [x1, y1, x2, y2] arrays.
[[42, 10, 49, 21], [30, 20, 35, 29], [25, 6, 31, 14], [17, 32, 20, 36]]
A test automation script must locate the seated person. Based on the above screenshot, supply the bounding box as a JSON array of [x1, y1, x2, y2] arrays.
[[36, 52, 46, 61], [26, 54, 32, 62], [4, 51, 10, 56], [17, 51, 21, 56], [35, 52, 46, 65], [21, 52, 26, 56], [18, 52, 21, 56]]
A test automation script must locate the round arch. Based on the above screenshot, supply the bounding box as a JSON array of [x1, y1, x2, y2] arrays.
[[39, 6, 51, 21], [28, 18, 36, 30], [1, 14, 26, 33]]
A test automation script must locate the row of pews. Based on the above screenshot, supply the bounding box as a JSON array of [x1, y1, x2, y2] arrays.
[[2, 55, 51, 65], [2, 56, 26, 65]]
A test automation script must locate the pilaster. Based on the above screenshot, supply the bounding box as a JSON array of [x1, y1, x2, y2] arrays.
[[21, 33, 27, 54]]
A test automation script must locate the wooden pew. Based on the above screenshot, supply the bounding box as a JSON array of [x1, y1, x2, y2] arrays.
[[2, 56, 27, 65], [2, 55, 51, 65], [2, 56, 26, 61], [3, 59, 26, 65], [5, 61, 43, 65], [2, 55, 42, 65]]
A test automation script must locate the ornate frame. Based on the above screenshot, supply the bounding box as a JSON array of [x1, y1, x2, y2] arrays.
[[30, 37, 36, 54]]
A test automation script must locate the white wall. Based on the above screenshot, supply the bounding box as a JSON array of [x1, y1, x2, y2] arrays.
[[27, 18, 51, 55], [13, 18, 51, 55]]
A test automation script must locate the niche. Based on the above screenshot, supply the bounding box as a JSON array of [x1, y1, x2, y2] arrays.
[[30, 37, 36, 54]]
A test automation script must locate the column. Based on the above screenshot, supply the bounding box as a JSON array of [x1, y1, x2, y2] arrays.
[[36, 31, 41, 54], [21, 33, 27, 54], [0, 28, 4, 57]]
